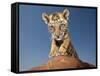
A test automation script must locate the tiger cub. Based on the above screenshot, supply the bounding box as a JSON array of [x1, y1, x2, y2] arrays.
[[42, 9, 79, 58]]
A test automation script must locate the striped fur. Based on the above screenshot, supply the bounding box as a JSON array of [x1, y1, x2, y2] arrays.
[[42, 9, 79, 58]]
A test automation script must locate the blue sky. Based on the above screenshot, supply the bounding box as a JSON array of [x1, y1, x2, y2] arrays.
[[19, 4, 97, 71]]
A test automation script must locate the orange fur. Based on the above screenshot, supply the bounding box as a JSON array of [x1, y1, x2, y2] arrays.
[[42, 9, 78, 58]]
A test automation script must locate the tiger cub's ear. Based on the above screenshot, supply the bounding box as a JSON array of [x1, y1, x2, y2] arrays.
[[42, 13, 49, 24], [63, 9, 70, 20]]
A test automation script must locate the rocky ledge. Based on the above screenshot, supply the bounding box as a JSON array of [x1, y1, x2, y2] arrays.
[[30, 56, 95, 71]]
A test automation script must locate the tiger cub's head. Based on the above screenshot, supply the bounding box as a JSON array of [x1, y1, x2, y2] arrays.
[[42, 9, 69, 41]]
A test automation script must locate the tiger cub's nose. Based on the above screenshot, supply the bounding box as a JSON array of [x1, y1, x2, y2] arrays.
[[57, 36, 59, 38]]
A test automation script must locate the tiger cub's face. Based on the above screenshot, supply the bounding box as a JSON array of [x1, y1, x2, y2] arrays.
[[42, 9, 69, 41]]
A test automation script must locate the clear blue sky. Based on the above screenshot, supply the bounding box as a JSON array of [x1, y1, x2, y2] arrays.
[[19, 4, 96, 71]]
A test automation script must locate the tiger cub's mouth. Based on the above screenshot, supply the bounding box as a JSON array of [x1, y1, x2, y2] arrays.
[[53, 32, 65, 41]]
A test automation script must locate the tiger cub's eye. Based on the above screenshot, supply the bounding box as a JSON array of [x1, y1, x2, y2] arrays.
[[48, 26, 55, 33], [60, 24, 66, 31], [60, 24, 65, 29]]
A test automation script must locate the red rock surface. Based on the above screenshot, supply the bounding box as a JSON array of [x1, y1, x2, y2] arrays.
[[30, 56, 95, 71]]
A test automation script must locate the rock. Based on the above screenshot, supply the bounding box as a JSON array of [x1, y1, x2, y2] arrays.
[[30, 56, 95, 71]]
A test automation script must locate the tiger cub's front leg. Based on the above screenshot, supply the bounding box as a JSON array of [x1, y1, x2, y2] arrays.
[[49, 39, 59, 58], [59, 38, 70, 56]]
